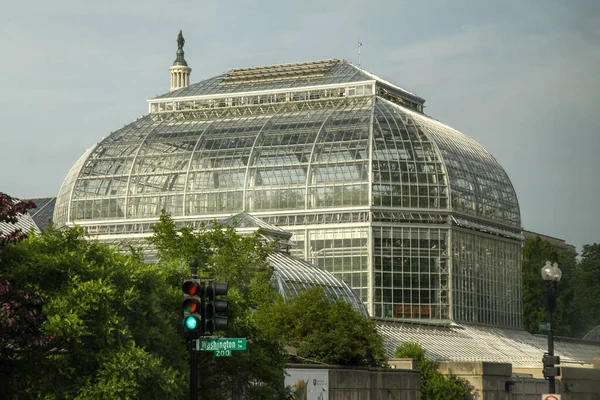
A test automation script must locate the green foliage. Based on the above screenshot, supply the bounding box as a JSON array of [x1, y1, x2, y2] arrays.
[[0, 280, 51, 399], [575, 243, 600, 335], [521, 236, 600, 338], [0, 192, 36, 260], [0, 225, 187, 399], [76, 344, 182, 400], [257, 286, 386, 367], [393, 341, 425, 360], [149, 211, 292, 400], [553, 247, 581, 336], [522, 236, 558, 334], [394, 342, 473, 400], [150, 210, 276, 312]]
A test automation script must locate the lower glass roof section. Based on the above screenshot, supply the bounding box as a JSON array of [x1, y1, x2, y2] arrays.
[[378, 320, 599, 367], [270, 250, 368, 317], [583, 325, 600, 342]]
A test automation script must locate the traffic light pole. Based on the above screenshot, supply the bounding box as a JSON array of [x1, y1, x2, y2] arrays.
[[184, 258, 229, 400], [188, 258, 199, 400], [190, 338, 198, 400]]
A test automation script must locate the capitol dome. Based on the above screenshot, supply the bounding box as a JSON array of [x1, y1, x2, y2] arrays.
[[55, 58, 523, 328]]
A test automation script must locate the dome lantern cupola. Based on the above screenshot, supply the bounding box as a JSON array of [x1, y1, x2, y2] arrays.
[[169, 30, 191, 91]]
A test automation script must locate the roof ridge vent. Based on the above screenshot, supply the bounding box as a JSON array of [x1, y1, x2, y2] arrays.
[[221, 59, 343, 85]]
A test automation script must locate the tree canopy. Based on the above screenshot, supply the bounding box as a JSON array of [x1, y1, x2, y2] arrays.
[[149, 211, 387, 393], [0, 192, 48, 399], [574, 243, 600, 335], [256, 286, 386, 367], [0, 192, 35, 260], [0, 224, 187, 399], [522, 236, 599, 338], [522, 236, 560, 334], [1, 206, 390, 398], [149, 210, 292, 399]]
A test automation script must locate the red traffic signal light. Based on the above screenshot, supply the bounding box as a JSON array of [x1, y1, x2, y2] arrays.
[[183, 280, 201, 296]]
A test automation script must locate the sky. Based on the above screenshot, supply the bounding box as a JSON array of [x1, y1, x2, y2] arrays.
[[1, 0, 598, 253]]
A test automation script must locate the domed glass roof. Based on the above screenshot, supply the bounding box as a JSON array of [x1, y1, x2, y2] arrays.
[[54, 60, 519, 229], [54, 59, 523, 327]]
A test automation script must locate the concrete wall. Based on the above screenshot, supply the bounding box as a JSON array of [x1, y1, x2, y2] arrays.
[[512, 367, 600, 399], [509, 377, 554, 400], [507, 372, 600, 400], [286, 362, 600, 400], [559, 367, 600, 400], [286, 366, 420, 400]]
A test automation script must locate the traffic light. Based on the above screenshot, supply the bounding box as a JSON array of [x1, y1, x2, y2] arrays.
[[205, 280, 229, 334], [182, 279, 205, 335], [543, 354, 561, 378]]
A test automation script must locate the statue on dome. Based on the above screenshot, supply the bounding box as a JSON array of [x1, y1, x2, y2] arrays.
[[177, 30, 185, 50]]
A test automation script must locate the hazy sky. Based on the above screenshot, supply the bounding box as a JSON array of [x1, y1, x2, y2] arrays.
[[1, 0, 598, 252]]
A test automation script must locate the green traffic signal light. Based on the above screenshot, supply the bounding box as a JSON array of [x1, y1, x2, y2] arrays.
[[184, 316, 198, 330]]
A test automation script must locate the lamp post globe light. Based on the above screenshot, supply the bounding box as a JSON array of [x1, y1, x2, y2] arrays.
[[541, 261, 562, 282], [541, 261, 562, 394]]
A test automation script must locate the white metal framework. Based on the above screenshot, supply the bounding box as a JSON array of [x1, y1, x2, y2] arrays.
[[55, 59, 523, 328]]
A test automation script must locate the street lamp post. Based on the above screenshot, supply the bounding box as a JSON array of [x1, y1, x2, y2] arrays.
[[541, 260, 562, 394]]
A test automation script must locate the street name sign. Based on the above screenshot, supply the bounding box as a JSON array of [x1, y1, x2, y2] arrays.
[[197, 338, 246, 351], [196, 338, 247, 356], [539, 322, 551, 331]]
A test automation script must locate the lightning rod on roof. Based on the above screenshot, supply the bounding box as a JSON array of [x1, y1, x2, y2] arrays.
[[357, 38, 363, 67]]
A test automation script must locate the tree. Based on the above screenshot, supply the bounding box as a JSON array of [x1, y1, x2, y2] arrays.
[[256, 286, 386, 367], [394, 342, 473, 400], [149, 210, 292, 400], [574, 243, 600, 336], [0, 192, 35, 260], [0, 279, 50, 399], [522, 236, 558, 334], [0, 192, 46, 398], [522, 236, 583, 337], [0, 225, 187, 399], [553, 247, 581, 337]]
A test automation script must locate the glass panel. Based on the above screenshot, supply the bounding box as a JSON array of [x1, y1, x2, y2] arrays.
[[308, 227, 369, 304], [451, 229, 522, 328], [372, 226, 449, 321], [372, 100, 448, 210]]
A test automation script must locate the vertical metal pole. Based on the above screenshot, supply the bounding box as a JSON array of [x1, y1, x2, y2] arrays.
[[190, 339, 198, 400], [547, 282, 555, 394], [189, 258, 199, 400]]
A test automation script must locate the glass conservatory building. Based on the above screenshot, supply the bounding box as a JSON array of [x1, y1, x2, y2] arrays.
[[54, 58, 523, 328]]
